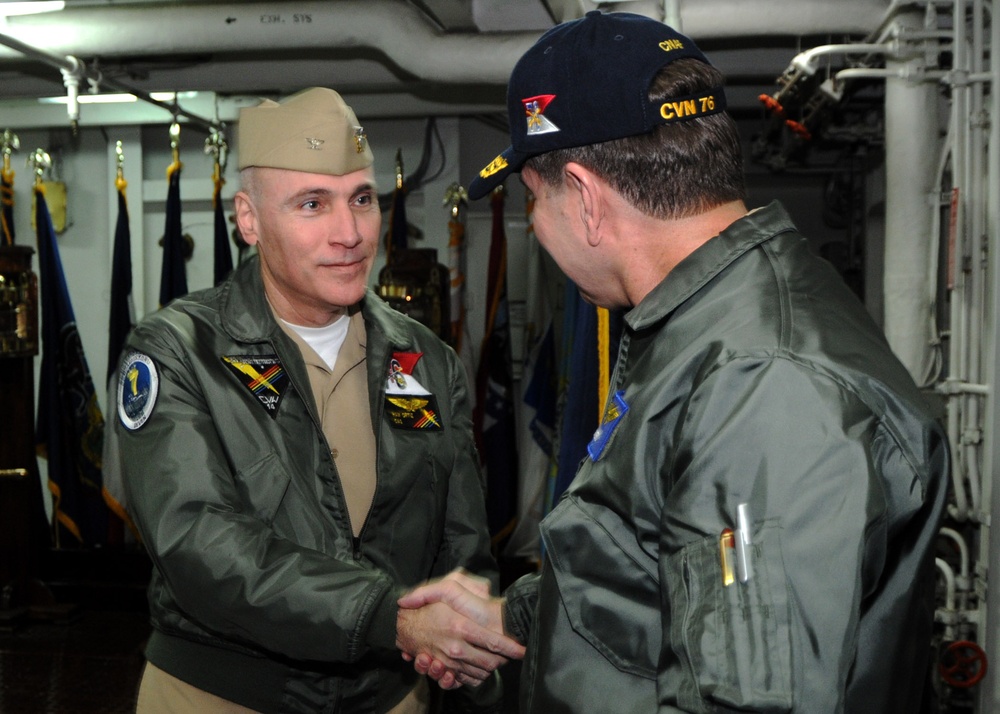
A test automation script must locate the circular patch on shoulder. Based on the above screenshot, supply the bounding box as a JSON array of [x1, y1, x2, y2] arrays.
[[118, 351, 159, 431]]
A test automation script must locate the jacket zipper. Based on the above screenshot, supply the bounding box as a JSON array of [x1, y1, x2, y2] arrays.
[[273, 335, 361, 554], [352, 348, 389, 561]]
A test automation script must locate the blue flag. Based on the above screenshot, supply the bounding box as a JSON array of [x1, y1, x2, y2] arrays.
[[546, 283, 624, 512], [34, 185, 109, 547], [159, 162, 187, 306], [107, 183, 134, 382], [213, 176, 233, 285], [385, 181, 408, 265], [103, 180, 140, 544], [473, 189, 519, 548], [548, 282, 598, 510]]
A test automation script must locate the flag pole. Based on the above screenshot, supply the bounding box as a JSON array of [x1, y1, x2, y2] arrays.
[[206, 127, 233, 286], [1, 129, 18, 246], [443, 182, 468, 352]]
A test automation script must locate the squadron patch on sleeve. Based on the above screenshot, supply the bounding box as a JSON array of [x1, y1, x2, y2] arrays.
[[221, 355, 290, 418], [118, 351, 159, 431], [587, 389, 630, 461], [384, 352, 442, 430]]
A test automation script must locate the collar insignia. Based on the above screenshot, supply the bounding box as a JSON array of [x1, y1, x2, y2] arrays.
[[523, 94, 560, 135], [222, 355, 289, 418], [305, 137, 325, 150]]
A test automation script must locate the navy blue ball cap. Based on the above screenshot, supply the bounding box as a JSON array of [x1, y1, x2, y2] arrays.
[[469, 11, 726, 200]]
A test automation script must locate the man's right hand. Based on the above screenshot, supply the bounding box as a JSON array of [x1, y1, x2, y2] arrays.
[[396, 571, 524, 689]]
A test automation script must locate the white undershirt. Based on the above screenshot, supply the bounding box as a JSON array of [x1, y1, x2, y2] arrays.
[[280, 313, 350, 371]]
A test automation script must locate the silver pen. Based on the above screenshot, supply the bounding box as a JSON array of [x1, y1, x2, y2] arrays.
[[735, 502, 753, 583]]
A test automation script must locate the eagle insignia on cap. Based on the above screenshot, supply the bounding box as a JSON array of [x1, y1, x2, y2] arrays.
[[305, 138, 325, 150], [354, 127, 368, 153], [523, 95, 559, 135]]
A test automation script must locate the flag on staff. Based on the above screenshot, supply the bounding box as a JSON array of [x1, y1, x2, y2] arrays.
[[546, 285, 623, 512], [107, 177, 134, 383], [159, 154, 188, 306], [103, 171, 140, 543], [445, 183, 467, 352], [33, 183, 109, 547], [444, 183, 476, 383], [212, 164, 233, 286], [547, 282, 598, 511], [1, 164, 14, 246], [473, 187, 520, 550], [1, 130, 17, 246], [385, 150, 408, 265], [505, 192, 556, 561]]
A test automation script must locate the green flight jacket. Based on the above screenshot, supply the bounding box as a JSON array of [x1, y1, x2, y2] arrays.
[[113, 257, 499, 713], [504, 202, 949, 713]]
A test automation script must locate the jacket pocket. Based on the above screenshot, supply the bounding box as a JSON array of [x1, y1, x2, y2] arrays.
[[665, 526, 792, 712], [541, 496, 660, 679], [233, 449, 291, 525]]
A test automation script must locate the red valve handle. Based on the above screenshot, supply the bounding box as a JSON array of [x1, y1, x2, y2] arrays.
[[784, 119, 812, 141], [939, 640, 988, 688], [758, 94, 785, 117]]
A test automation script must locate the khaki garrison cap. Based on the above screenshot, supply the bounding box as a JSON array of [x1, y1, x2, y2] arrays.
[[237, 87, 374, 175]]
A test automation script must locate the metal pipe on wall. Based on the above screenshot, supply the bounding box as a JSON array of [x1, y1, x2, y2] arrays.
[[882, 10, 941, 386], [962, 0, 987, 520], [978, 0, 1000, 702]]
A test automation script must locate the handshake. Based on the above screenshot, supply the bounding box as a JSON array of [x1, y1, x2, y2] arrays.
[[395, 569, 525, 689]]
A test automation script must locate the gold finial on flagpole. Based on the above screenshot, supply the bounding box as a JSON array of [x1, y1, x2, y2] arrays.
[[1, 129, 19, 175], [27, 148, 52, 187], [394, 149, 404, 191], [442, 183, 467, 219]]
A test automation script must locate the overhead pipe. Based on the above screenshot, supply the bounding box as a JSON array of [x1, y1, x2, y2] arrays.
[[0, 0, 892, 84], [0, 27, 220, 133]]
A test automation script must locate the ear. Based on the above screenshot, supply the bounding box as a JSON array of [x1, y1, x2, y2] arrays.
[[564, 162, 604, 247], [233, 191, 261, 247]]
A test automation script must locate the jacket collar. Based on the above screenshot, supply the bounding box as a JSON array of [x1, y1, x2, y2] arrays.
[[625, 201, 796, 331], [219, 254, 414, 349]]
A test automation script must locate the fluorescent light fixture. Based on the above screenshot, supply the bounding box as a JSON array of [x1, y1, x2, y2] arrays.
[[38, 91, 198, 105], [0, 2, 65, 17]]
